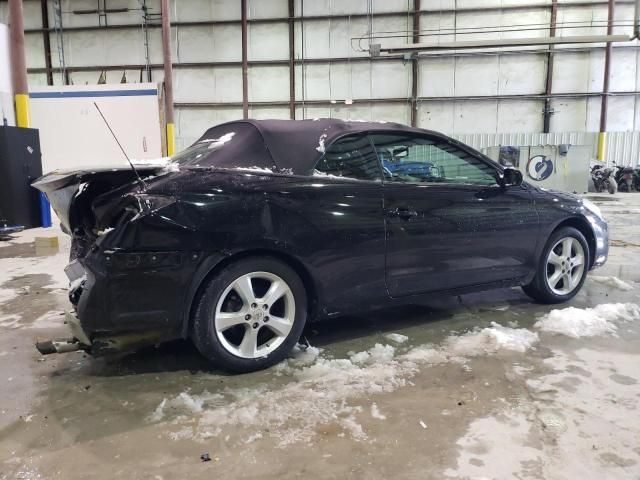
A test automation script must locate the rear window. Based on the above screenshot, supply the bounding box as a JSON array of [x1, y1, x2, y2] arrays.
[[173, 123, 275, 170]]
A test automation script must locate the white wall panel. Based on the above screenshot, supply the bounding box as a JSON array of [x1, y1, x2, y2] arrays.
[[248, 66, 290, 102], [607, 96, 636, 131], [497, 54, 546, 95], [175, 25, 242, 63], [63, 29, 162, 67], [610, 49, 637, 92], [550, 98, 587, 131], [418, 57, 454, 97], [295, 105, 331, 119], [552, 50, 603, 94], [454, 101, 499, 133], [24, 32, 45, 69], [418, 102, 455, 133], [496, 99, 544, 132], [584, 96, 601, 132], [453, 57, 499, 96], [371, 61, 411, 99], [174, 67, 243, 103], [248, 23, 288, 61], [173, 0, 240, 22], [248, 0, 288, 19], [176, 107, 242, 149], [249, 106, 290, 120]]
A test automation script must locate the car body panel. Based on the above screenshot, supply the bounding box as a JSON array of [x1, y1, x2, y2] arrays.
[[30, 119, 609, 354], [384, 182, 539, 297]]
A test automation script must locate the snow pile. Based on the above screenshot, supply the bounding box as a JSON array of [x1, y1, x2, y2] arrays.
[[446, 322, 539, 356], [589, 275, 634, 291], [149, 322, 543, 446], [131, 156, 171, 166], [232, 166, 274, 174], [385, 333, 409, 344], [370, 403, 386, 420], [535, 303, 640, 338], [348, 343, 395, 366], [201, 131, 236, 147], [316, 133, 328, 153], [190, 348, 412, 446]]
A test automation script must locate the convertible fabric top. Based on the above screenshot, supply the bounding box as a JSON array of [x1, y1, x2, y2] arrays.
[[194, 118, 427, 175]]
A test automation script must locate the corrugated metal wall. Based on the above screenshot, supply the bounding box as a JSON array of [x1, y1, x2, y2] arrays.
[[454, 131, 640, 167]]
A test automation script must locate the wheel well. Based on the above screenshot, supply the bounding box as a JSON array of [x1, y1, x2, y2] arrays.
[[552, 217, 596, 268], [185, 249, 319, 337]]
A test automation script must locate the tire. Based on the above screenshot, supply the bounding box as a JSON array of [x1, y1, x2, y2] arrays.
[[192, 257, 307, 373], [522, 227, 589, 304], [607, 178, 617, 194]]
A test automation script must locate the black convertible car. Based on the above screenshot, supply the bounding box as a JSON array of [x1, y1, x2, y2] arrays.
[[34, 119, 608, 372]]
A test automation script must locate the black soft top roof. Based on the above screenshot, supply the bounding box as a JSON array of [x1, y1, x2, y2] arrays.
[[193, 118, 428, 175]]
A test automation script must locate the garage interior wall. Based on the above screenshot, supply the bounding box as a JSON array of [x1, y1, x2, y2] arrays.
[[0, 0, 639, 158]]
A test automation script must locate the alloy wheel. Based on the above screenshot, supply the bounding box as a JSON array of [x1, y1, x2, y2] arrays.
[[545, 237, 586, 296], [214, 271, 295, 359]]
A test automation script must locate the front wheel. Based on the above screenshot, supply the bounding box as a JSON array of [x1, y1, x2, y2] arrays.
[[522, 227, 589, 304], [607, 178, 617, 194], [192, 257, 307, 373]]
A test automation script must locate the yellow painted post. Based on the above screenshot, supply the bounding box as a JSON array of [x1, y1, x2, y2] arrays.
[[166, 123, 175, 156], [597, 132, 607, 162], [15, 93, 30, 128]]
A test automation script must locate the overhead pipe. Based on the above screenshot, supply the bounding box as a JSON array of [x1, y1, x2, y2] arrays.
[[161, 0, 175, 156], [598, 0, 615, 161], [9, 0, 30, 128], [377, 34, 631, 54]]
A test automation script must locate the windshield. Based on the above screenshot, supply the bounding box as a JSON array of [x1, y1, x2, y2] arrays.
[[172, 123, 275, 170]]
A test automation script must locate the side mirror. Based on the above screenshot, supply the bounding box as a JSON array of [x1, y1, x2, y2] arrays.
[[501, 168, 523, 187]]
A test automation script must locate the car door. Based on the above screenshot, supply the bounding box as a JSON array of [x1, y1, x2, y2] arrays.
[[370, 132, 539, 298], [266, 133, 386, 315]]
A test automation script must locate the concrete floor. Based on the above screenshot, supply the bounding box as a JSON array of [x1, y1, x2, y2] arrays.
[[1, 193, 639, 480]]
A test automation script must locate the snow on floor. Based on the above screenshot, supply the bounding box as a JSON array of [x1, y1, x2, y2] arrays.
[[384, 333, 409, 344], [150, 323, 539, 447], [535, 303, 640, 338], [446, 322, 539, 356], [0, 227, 69, 327], [445, 347, 640, 479], [589, 275, 635, 291]]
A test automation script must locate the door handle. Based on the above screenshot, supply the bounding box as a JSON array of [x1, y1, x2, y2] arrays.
[[387, 207, 418, 220]]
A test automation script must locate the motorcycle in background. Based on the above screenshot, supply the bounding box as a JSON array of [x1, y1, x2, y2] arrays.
[[614, 164, 637, 192], [590, 164, 617, 194]]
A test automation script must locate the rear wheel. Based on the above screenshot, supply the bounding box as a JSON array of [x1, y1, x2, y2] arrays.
[[192, 257, 307, 372], [522, 227, 589, 304]]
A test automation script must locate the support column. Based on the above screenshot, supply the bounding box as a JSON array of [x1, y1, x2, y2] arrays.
[[40, 0, 53, 86], [9, 0, 30, 128], [598, 0, 615, 161], [161, 0, 175, 156], [288, 0, 295, 119], [241, 0, 249, 119], [410, 0, 420, 127], [543, 0, 557, 133]]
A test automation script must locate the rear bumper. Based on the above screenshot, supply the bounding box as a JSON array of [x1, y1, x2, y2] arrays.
[[69, 247, 210, 346]]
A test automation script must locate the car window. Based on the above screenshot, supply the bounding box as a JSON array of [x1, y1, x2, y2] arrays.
[[370, 133, 498, 186], [313, 134, 381, 181]]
